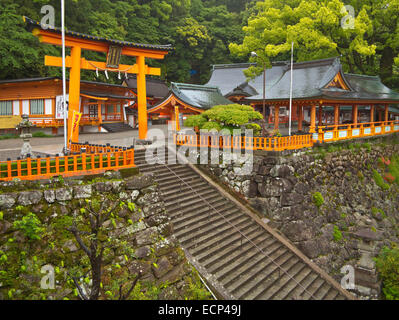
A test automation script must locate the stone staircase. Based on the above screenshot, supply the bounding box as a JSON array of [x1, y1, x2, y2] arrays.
[[135, 148, 354, 300], [101, 123, 135, 133]]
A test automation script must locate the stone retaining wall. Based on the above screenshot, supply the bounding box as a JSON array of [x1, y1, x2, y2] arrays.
[[203, 138, 399, 299], [0, 171, 210, 300]]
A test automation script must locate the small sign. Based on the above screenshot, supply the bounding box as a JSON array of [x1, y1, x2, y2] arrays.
[[312, 133, 318, 141], [375, 126, 382, 133], [352, 129, 360, 137], [106, 46, 122, 69], [364, 128, 371, 135], [339, 130, 347, 138], [324, 131, 334, 140], [385, 126, 391, 132], [394, 125, 399, 131]]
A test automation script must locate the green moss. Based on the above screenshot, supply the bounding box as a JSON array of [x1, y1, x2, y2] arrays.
[[333, 225, 343, 242], [375, 246, 399, 300], [312, 192, 324, 208], [372, 207, 387, 219], [372, 169, 390, 191]]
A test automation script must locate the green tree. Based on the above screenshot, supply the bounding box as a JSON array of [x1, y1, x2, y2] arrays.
[[184, 104, 263, 134], [229, 0, 376, 80]]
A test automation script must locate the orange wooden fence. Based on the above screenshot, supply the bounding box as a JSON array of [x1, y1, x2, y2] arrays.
[[70, 142, 125, 153], [0, 148, 135, 181], [175, 120, 399, 152], [313, 120, 399, 143], [174, 133, 313, 151]]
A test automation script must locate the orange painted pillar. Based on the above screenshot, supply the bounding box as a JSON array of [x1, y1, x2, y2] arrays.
[[98, 102, 102, 132], [370, 105, 375, 123], [353, 105, 358, 127], [334, 105, 340, 126], [384, 104, 389, 122], [274, 105, 280, 130], [175, 106, 180, 131], [298, 105, 303, 132], [137, 55, 148, 140], [68, 46, 82, 143], [310, 105, 316, 133], [318, 105, 323, 126]]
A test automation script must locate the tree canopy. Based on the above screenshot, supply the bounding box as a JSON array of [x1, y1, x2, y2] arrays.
[[230, 0, 399, 89], [184, 104, 263, 134], [0, 0, 253, 84]]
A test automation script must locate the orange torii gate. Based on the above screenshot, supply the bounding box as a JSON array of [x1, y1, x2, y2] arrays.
[[24, 16, 172, 143]]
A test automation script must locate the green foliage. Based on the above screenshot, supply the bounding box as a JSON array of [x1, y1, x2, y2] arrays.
[[372, 169, 390, 191], [372, 207, 387, 219], [201, 122, 222, 132], [0, 134, 19, 140], [0, 0, 251, 84], [333, 225, 343, 242], [375, 246, 399, 300], [229, 0, 399, 88], [312, 192, 324, 208], [32, 131, 52, 138], [183, 114, 207, 128], [246, 123, 261, 136], [185, 104, 263, 134], [13, 212, 44, 241]]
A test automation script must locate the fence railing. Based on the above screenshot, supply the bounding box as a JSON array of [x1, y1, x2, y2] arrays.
[[313, 120, 399, 142], [0, 149, 135, 181], [30, 119, 64, 128], [70, 142, 126, 153], [174, 120, 399, 152], [174, 133, 313, 152]]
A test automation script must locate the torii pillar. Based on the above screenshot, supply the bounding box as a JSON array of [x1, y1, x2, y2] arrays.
[[25, 16, 171, 143]]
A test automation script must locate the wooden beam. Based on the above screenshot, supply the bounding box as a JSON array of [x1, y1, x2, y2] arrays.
[[45, 56, 161, 76], [33, 28, 169, 59]]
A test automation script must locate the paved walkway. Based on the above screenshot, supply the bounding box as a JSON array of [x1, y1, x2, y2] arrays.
[[0, 125, 171, 157]]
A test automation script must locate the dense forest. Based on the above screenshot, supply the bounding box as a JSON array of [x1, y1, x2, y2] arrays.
[[1, 0, 399, 89], [0, 0, 254, 84]]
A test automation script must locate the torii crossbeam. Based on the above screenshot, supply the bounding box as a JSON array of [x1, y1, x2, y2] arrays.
[[24, 16, 172, 143]]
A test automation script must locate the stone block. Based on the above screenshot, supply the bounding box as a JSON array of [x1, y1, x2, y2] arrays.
[[55, 188, 72, 202], [152, 256, 173, 279], [125, 174, 154, 190], [73, 185, 92, 199], [18, 191, 43, 206], [0, 193, 17, 209]]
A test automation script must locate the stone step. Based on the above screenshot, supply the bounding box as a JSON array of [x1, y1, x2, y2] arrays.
[[164, 190, 223, 212], [170, 198, 231, 227], [159, 177, 205, 193], [232, 252, 296, 299], [247, 260, 306, 300], [135, 154, 351, 300], [200, 230, 273, 271], [177, 211, 248, 246], [218, 242, 285, 287], [174, 205, 241, 237], [161, 180, 209, 198], [186, 222, 260, 257]]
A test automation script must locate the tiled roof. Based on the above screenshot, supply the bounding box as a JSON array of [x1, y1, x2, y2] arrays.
[[23, 16, 173, 52], [124, 76, 169, 99], [171, 83, 234, 110], [206, 63, 255, 96]]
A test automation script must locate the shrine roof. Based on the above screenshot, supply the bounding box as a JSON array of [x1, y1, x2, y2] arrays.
[[23, 16, 173, 52]]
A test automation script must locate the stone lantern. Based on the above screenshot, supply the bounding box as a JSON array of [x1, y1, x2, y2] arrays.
[[16, 114, 36, 158]]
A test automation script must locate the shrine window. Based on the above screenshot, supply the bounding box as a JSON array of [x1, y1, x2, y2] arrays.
[[0, 100, 12, 115], [30, 99, 45, 115]]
